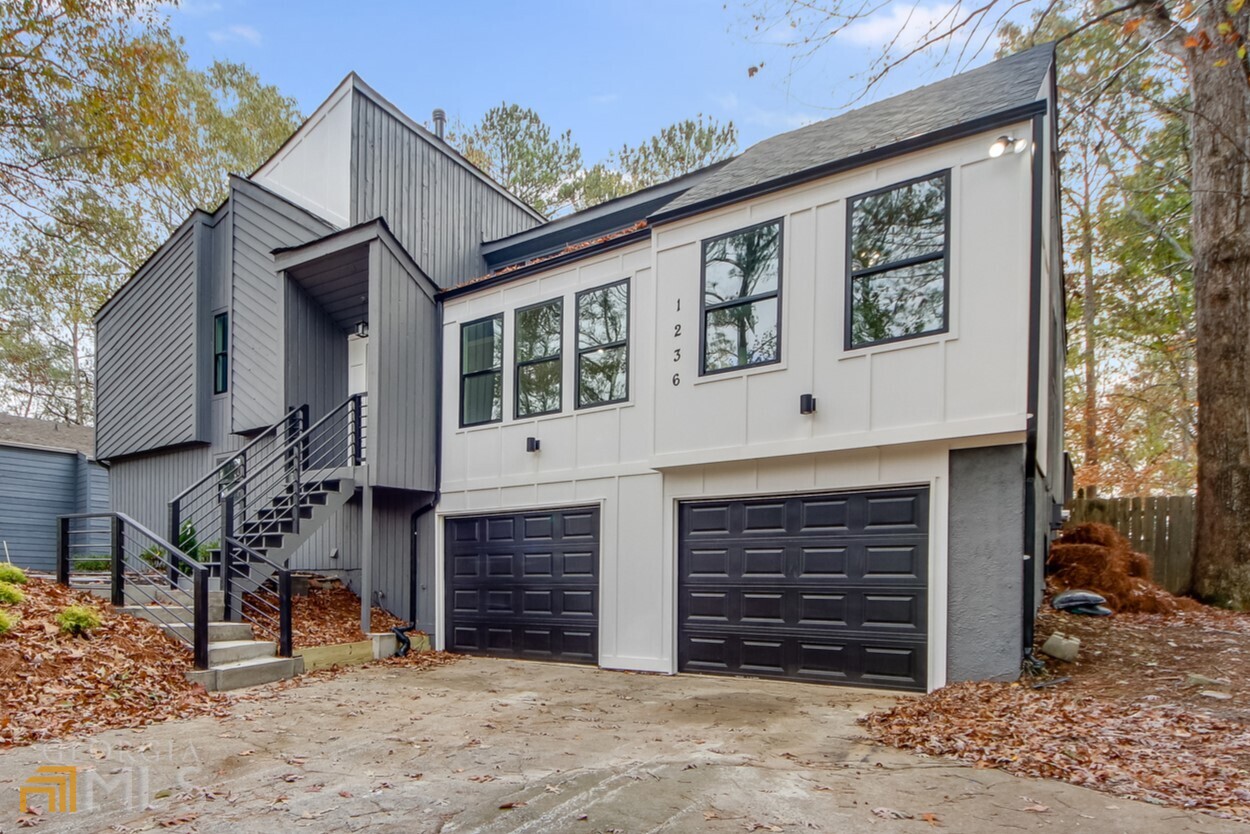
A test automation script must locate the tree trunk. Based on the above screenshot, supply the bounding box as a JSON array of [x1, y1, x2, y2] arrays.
[[1080, 181, 1099, 498], [1189, 32, 1250, 607]]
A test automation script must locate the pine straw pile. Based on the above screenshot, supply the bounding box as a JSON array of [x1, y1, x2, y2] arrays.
[[0, 578, 227, 748], [1048, 522, 1201, 613], [861, 681, 1250, 818], [243, 585, 407, 648]]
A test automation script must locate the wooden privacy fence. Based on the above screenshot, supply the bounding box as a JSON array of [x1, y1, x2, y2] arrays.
[[1066, 496, 1195, 594]]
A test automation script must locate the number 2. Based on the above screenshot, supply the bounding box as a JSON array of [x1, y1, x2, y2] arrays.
[[673, 323, 682, 338]]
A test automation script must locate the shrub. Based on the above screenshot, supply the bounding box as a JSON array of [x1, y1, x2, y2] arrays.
[[57, 605, 102, 636], [0, 582, 25, 605], [74, 557, 112, 572], [0, 564, 27, 585], [0, 609, 15, 636]]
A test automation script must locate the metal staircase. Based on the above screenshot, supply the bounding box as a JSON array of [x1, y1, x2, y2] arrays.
[[57, 394, 367, 691]]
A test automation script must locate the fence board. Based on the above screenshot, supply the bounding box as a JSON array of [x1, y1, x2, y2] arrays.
[[1067, 495, 1195, 595]]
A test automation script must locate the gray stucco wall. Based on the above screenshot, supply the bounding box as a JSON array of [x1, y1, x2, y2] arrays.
[[947, 444, 1025, 682]]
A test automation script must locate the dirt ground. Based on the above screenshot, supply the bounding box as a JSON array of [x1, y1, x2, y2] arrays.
[[0, 658, 1244, 834]]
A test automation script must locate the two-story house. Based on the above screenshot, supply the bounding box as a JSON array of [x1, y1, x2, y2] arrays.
[[93, 43, 1064, 692]]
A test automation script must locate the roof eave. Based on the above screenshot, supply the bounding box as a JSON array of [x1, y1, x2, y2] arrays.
[[439, 227, 652, 301]]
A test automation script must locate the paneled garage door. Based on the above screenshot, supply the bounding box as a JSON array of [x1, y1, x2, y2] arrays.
[[678, 489, 928, 690], [445, 507, 599, 663]]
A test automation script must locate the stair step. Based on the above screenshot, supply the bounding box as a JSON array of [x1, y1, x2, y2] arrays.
[[208, 639, 277, 665], [186, 655, 304, 692], [119, 603, 226, 625], [166, 621, 255, 643]]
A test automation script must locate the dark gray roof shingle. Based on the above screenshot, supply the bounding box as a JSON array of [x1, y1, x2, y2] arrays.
[[0, 413, 95, 455], [657, 43, 1055, 219]]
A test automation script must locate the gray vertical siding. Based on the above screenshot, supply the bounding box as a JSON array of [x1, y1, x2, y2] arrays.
[[368, 489, 429, 623], [230, 178, 335, 433], [95, 217, 203, 460], [284, 279, 348, 423], [368, 238, 437, 492], [0, 446, 84, 571], [350, 93, 540, 288], [108, 445, 217, 535], [287, 493, 363, 580]]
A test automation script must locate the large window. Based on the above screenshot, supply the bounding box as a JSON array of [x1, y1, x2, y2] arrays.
[[212, 312, 229, 394], [461, 315, 503, 426], [576, 279, 629, 408], [514, 299, 562, 418], [847, 172, 949, 349], [700, 219, 782, 374]]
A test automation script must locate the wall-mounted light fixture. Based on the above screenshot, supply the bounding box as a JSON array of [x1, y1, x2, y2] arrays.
[[799, 393, 817, 415], [526, 437, 541, 453], [355, 320, 369, 338], [989, 135, 1028, 158]]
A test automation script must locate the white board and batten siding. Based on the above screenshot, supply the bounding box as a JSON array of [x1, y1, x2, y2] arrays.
[[436, 125, 1045, 681]]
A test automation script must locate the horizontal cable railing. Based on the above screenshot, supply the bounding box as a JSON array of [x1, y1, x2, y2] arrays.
[[166, 405, 306, 569], [57, 512, 210, 670], [220, 394, 366, 556], [223, 537, 293, 657]]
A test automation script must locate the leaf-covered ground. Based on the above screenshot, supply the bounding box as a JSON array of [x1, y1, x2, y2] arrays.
[[244, 586, 408, 648], [863, 604, 1250, 821], [0, 578, 228, 748]]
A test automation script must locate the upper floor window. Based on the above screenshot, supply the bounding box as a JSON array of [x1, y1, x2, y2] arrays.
[[461, 314, 503, 427], [847, 172, 949, 349], [700, 219, 783, 374], [514, 299, 562, 418], [576, 279, 629, 408], [212, 312, 229, 394]]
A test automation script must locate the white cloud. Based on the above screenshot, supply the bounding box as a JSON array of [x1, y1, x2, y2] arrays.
[[207, 23, 262, 46], [588, 93, 620, 105], [841, 3, 960, 51]]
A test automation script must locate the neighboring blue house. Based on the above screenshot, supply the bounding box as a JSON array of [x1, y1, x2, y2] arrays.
[[0, 414, 109, 572]]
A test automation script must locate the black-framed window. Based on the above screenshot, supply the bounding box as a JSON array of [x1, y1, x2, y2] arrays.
[[514, 298, 562, 418], [212, 312, 229, 394], [576, 279, 629, 408], [847, 172, 950, 349], [460, 314, 503, 426], [700, 219, 782, 374]]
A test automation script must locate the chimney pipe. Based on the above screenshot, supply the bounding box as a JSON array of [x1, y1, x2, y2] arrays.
[[432, 108, 446, 140]]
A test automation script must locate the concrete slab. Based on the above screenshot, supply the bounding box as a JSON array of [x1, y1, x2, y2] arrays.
[[0, 658, 1241, 833]]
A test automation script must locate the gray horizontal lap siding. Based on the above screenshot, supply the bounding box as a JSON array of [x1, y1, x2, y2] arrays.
[[350, 95, 539, 289], [0, 446, 82, 571], [95, 221, 201, 460], [230, 181, 334, 433]]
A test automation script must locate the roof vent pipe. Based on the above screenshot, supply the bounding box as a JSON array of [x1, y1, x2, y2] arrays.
[[432, 108, 446, 140]]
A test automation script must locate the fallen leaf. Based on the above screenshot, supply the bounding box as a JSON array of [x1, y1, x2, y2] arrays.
[[499, 801, 527, 810]]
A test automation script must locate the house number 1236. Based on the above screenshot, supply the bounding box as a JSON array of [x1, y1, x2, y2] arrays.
[[672, 298, 683, 385]]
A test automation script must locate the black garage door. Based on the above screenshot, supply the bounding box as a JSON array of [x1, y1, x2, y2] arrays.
[[678, 488, 928, 690], [445, 507, 599, 663]]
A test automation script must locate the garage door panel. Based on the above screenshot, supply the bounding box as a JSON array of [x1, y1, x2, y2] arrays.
[[679, 489, 929, 691], [446, 507, 599, 665]]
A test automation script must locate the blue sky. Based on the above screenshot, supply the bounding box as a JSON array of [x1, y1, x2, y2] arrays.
[[166, 0, 997, 162]]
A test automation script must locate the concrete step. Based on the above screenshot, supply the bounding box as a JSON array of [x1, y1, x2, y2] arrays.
[[119, 600, 226, 623], [186, 655, 304, 692], [208, 639, 276, 666], [165, 621, 255, 643]]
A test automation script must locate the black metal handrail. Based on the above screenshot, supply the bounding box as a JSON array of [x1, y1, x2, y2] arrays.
[[166, 405, 307, 566], [57, 512, 211, 670], [224, 537, 292, 657]]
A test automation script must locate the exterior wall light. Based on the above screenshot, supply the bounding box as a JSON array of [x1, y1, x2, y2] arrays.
[[355, 320, 369, 338], [799, 393, 817, 415], [989, 135, 1028, 158], [526, 436, 541, 453]]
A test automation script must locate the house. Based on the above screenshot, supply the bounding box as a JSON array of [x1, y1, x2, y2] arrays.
[[0, 415, 109, 572], [92, 43, 1065, 692]]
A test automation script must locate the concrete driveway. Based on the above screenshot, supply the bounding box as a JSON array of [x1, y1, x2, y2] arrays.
[[0, 657, 1241, 833]]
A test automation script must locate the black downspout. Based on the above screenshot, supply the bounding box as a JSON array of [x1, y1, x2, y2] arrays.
[[395, 299, 444, 656], [1022, 111, 1047, 671]]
